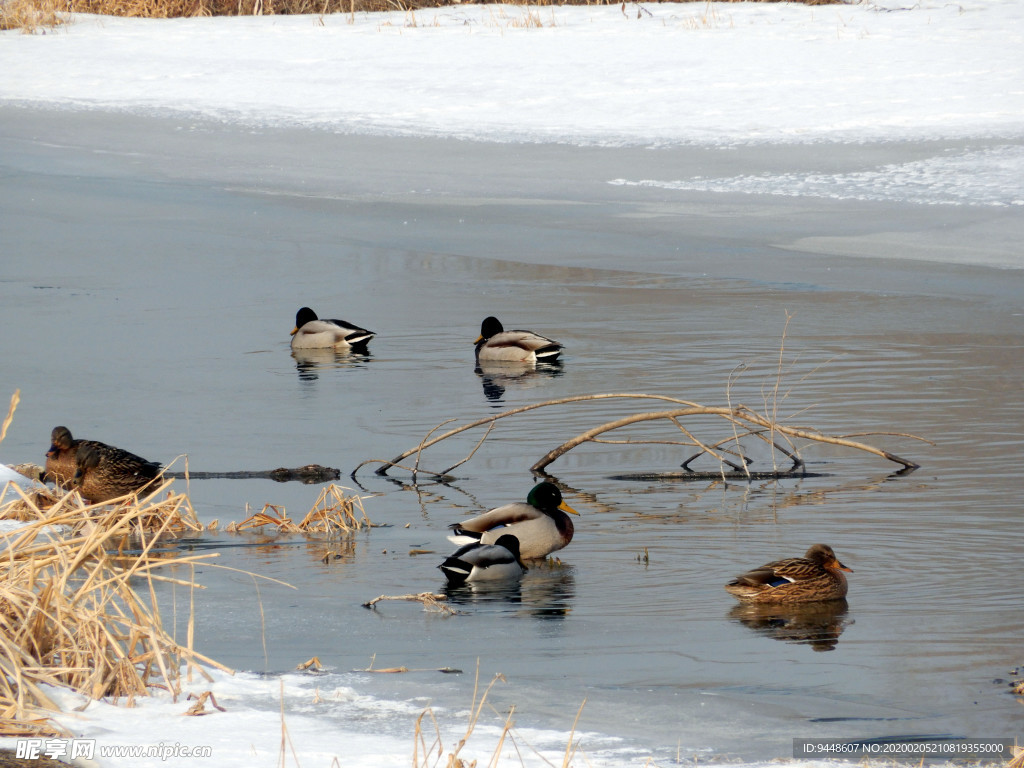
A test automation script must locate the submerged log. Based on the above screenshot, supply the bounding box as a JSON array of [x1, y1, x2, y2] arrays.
[[164, 464, 341, 484]]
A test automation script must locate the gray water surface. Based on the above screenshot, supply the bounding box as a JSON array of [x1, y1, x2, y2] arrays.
[[2, 106, 1022, 762]]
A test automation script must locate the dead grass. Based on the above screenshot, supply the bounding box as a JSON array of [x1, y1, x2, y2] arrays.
[[0, 391, 228, 735], [1, 478, 203, 536], [0, 485, 228, 737], [1, 0, 841, 32], [413, 664, 586, 768], [225, 484, 371, 534]]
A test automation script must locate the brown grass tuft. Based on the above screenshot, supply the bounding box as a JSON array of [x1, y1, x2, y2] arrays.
[[411, 664, 585, 768], [2, 0, 842, 32], [1, 478, 203, 537], [0, 486, 228, 737], [0, 0, 68, 32], [227, 485, 371, 534]]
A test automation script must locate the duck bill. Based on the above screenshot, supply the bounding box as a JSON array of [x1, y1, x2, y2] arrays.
[[558, 500, 580, 516], [45, 445, 58, 458], [473, 334, 483, 344], [290, 326, 299, 336], [835, 559, 853, 573]]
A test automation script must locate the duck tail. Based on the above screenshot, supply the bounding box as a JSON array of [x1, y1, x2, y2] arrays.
[[446, 526, 482, 547], [438, 557, 472, 586]]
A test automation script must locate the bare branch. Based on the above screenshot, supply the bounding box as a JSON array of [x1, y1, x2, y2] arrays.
[[530, 407, 736, 473], [365, 393, 703, 476]]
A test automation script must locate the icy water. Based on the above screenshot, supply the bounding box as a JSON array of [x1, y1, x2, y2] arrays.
[[1, 108, 1022, 764]]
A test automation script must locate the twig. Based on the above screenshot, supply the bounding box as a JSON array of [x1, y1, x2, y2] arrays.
[[362, 592, 457, 615], [437, 421, 495, 477], [531, 407, 735, 473], [667, 415, 744, 473], [413, 419, 456, 481]]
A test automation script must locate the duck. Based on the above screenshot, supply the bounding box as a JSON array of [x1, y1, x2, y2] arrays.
[[447, 481, 579, 560], [45, 425, 109, 487], [70, 443, 163, 504], [439, 534, 527, 586], [725, 544, 852, 604], [290, 306, 375, 351], [474, 316, 562, 364]]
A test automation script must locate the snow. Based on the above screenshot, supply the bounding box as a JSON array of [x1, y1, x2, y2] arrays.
[[2, 1, 1023, 150]]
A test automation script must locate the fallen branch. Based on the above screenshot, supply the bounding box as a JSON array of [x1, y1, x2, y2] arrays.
[[530, 404, 921, 474], [353, 394, 705, 478], [356, 392, 924, 482]]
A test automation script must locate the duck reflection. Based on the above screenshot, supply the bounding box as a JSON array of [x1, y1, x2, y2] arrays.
[[293, 348, 372, 381], [519, 559, 576, 620], [443, 560, 576, 619], [443, 578, 523, 605], [728, 599, 851, 652], [475, 360, 563, 403]]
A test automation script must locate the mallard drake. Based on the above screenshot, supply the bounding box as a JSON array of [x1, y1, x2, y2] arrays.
[[439, 534, 527, 585], [447, 481, 579, 560], [45, 425, 109, 487], [725, 544, 852, 604], [474, 316, 562, 363], [291, 306, 374, 351], [71, 443, 163, 504]]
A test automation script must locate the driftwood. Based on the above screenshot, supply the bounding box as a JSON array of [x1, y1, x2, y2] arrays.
[[354, 393, 924, 481], [530, 403, 922, 474]]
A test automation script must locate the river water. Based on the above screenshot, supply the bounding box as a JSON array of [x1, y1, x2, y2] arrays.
[[1, 106, 1022, 765]]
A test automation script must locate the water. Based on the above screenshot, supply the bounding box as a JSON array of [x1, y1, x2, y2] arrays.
[[1, 107, 1022, 764]]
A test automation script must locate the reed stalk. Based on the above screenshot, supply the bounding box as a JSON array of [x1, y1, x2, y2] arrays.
[[0, 482, 228, 736]]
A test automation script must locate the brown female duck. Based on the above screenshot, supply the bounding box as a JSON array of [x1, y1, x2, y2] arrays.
[[725, 544, 852, 604], [45, 425, 106, 487], [71, 443, 163, 504]]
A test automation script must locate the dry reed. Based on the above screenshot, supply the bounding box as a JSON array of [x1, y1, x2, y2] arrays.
[[2, 0, 841, 32], [225, 485, 371, 534], [1, 478, 203, 536], [412, 664, 584, 768], [0, 485, 228, 737], [0, 0, 68, 32]]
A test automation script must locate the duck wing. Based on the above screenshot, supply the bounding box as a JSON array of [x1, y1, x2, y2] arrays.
[[448, 502, 540, 536], [731, 556, 821, 588], [293, 319, 374, 349], [477, 330, 562, 362], [439, 541, 523, 584]]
